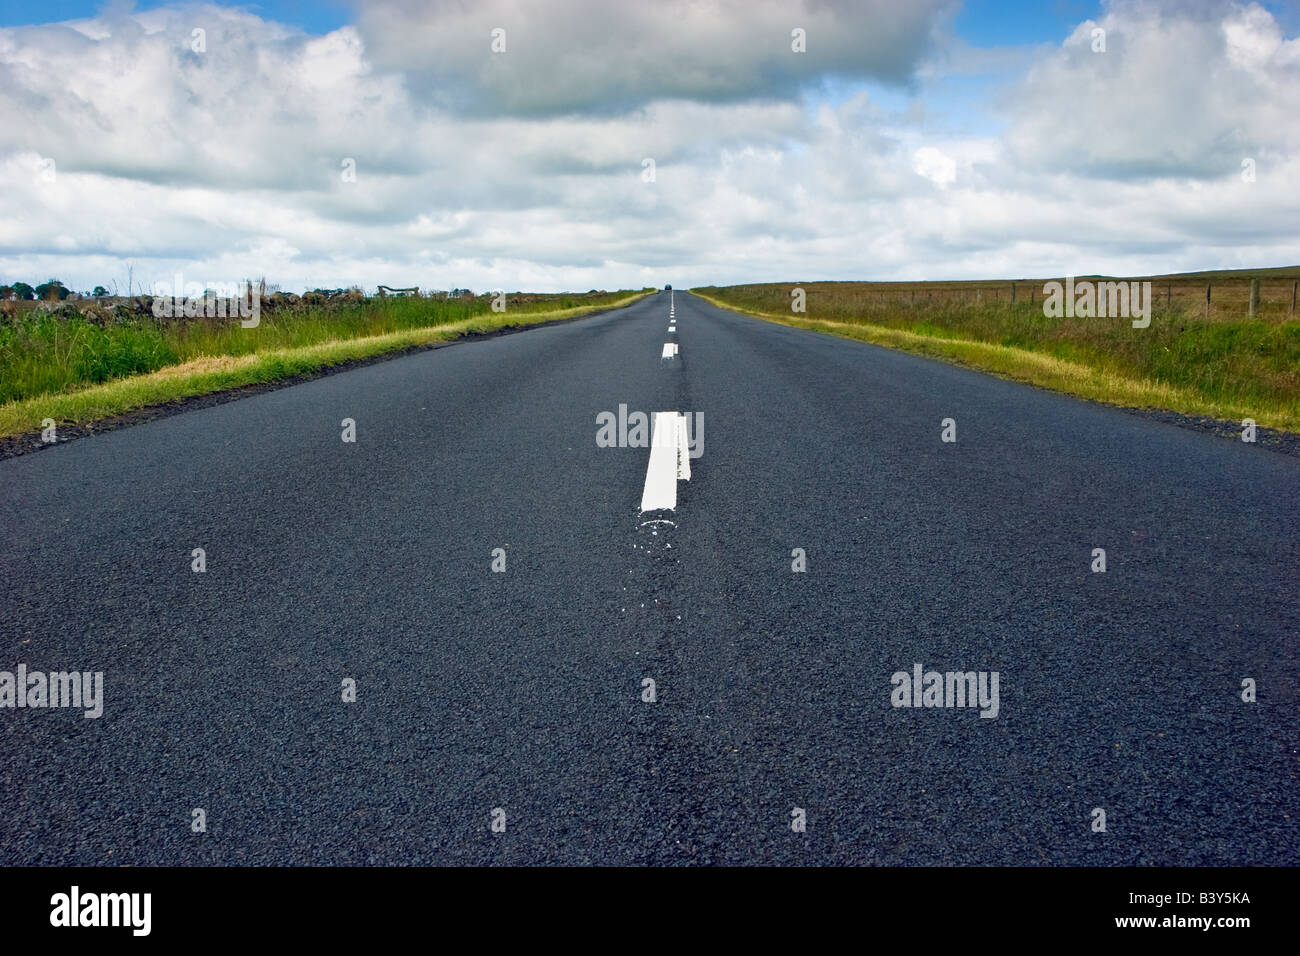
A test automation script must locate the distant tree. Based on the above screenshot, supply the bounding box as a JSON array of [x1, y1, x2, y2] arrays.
[[35, 279, 70, 301], [11, 282, 34, 300], [92, 285, 109, 297], [0, 285, 12, 300]]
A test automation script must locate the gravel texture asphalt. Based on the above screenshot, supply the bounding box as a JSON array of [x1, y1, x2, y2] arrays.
[[1, 291, 1296, 865]]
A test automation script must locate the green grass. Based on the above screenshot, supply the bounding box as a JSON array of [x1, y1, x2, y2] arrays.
[[0, 291, 650, 439], [692, 280, 1300, 432], [0, 291, 641, 405]]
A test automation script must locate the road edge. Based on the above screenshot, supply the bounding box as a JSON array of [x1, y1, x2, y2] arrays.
[[0, 292, 653, 461], [689, 290, 1300, 458]]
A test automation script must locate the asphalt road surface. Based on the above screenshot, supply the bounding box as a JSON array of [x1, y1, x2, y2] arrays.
[[2, 291, 1297, 865]]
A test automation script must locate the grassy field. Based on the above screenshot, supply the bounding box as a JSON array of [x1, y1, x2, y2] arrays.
[[694, 272, 1300, 432], [0, 289, 649, 439]]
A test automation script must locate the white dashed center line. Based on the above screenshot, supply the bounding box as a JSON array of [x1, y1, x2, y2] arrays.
[[639, 412, 692, 511]]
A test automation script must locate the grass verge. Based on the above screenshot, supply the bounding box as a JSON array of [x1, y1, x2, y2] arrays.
[[691, 289, 1300, 432], [0, 292, 649, 440]]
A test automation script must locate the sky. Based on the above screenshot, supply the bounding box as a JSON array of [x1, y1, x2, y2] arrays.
[[1, 0, 1298, 294]]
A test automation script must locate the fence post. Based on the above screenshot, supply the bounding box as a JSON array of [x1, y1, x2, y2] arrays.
[[1292, 280, 1297, 318], [1206, 283, 1211, 320], [1249, 278, 1260, 318], [1010, 283, 1016, 305]]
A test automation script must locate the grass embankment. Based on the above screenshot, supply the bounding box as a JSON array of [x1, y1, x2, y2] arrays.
[[0, 290, 649, 439], [693, 275, 1300, 432]]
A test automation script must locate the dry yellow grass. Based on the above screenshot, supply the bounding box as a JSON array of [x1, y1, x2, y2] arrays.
[[150, 354, 261, 378], [692, 291, 1293, 430], [0, 292, 650, 439]]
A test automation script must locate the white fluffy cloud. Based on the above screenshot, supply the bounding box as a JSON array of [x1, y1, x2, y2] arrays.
[[912, 146, 957, 187], [355, 0, 955, 115], [0, 0, 1297, 294], [1003, 0, 1300, 179]]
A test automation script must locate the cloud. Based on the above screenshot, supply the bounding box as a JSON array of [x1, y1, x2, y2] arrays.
[[0, 0, 1297, 295], [912, 145, 956, 186], [354, 0, 956, 115], [1002, 0, 1300, 180], [0, 7, 419, 191]]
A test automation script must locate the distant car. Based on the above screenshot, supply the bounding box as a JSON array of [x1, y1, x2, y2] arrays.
[[664, 284, 672, 291]]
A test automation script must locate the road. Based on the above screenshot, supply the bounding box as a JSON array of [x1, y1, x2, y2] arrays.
[[2, 291, 1297, 865]]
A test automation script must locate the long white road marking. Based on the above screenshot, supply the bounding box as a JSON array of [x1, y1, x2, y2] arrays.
[[661, 342, 678, 360], [639, 412, 692, 511]]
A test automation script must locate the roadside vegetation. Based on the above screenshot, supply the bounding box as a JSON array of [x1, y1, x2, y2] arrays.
[[694, 271, 1300, 432], [0, 287, 650, 438]]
